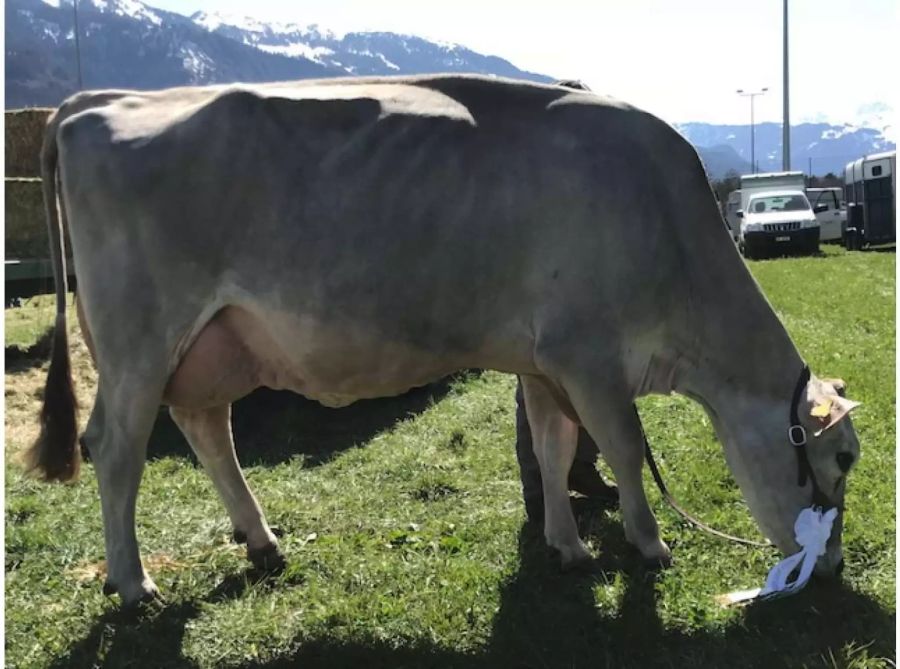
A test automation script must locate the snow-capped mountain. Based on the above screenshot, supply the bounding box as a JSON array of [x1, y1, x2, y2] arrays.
[[190, 11, 341, 64], [850, 102, 894, 143], [6, 0, 893, 178], [188, 10, 552, 81], [5, 0, 549, 108], [677, 120, 895, 176], [6, 0, 338, 106], [41, 0, 163, 25]]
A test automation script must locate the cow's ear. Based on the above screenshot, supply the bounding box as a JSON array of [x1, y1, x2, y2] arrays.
[[812, 395, 861, 437], [821, 377, 847, 398]]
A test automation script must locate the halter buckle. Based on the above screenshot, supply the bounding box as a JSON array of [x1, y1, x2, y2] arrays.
[[788, 425, 807, 447]]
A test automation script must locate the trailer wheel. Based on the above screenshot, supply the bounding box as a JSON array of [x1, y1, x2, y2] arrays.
[[845, 229, 862, 251]]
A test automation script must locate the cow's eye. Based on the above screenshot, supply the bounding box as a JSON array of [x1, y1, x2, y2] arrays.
[[836, 452, 854, 473]]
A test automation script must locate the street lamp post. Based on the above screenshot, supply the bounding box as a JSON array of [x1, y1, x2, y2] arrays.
[[737, 87, 768, 174], [783, 0, 791, 171], [73, 0, 83, 90]]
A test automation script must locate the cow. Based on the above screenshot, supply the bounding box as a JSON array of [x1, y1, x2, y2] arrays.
[[28, 74, 861, 607]]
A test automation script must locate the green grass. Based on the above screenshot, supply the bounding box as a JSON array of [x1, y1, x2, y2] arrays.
[[5, 246, 895, 668]]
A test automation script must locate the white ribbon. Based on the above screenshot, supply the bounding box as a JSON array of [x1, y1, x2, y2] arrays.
[[759, 506, 838, 597], [717, 506, 838, 606]]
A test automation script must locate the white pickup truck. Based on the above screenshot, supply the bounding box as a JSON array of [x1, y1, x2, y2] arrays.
[[736, 172, 820, 259], [806, 187, 846, 242]]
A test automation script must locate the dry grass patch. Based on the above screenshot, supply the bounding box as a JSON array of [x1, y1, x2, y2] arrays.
[[5, 297, 97, 459], [68, 553, 190, 584]]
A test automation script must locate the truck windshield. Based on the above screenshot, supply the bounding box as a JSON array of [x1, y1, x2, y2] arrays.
[[747, 194, 811, 214]]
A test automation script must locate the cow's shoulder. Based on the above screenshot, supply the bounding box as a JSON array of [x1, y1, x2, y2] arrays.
[[405, 75, 670, 139]]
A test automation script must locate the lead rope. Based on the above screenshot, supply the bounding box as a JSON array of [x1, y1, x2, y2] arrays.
[[636, 406, 774, 549]]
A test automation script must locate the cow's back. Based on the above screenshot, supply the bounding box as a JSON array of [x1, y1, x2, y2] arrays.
[[55, 75, 710, 402]]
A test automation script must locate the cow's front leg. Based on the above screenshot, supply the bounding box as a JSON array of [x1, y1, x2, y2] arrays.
[[563, 378, 671, 566], [520, 375, 591, 569], [169, 404, 283, 571], [82, 387, 161, 606]]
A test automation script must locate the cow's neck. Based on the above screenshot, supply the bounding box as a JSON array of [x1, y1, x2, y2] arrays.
[[667, 262, 805, 412]]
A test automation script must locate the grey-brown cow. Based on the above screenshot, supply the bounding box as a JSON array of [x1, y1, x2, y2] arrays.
[[30, 75, 860, 606]]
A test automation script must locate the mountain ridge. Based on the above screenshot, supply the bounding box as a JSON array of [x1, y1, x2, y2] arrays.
[[6, 0, 893, 177]]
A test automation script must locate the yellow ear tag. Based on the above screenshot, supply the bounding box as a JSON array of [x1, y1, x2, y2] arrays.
[[810, 398, 833, 418]]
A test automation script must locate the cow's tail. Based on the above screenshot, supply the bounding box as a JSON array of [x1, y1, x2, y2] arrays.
[[25, 110, 80, 482]]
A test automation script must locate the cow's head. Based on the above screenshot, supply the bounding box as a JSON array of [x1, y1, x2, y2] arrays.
[[721, 373, 860, 576]]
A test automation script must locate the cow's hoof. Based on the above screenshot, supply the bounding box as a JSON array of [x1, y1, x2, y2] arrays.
[[627, 533, 672, 567], [549, 540, 592, 572], [561, 552, 596, 574], [642, 553, 673, 571], [636, 540, 673, 571], [107, 578, 163, 611], [133, 588, 165, 608], [120, 590, 166, 619], [248, 543, 286, 573]]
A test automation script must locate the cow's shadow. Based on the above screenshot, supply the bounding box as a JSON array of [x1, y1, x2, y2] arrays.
[[4, 325, 54, 372], [145, 374, 462, 467], [8, 322, 461, 469], [483, 520, 896, 668], [46, 510, 895, 669]]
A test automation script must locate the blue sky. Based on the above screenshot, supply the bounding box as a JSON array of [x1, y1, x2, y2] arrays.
[[145, 0, 896, 127]]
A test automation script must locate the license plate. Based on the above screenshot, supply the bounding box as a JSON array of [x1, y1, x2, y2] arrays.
[[775, 236, 790, 242]]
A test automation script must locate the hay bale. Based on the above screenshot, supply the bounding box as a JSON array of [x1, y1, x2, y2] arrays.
[[5, 178, 73, 260], [6, 178, 50, 260], [5, 109, 53, 178]]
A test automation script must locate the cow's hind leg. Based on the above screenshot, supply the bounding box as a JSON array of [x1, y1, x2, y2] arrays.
[[81, 381, 163, 606], [169, 404, 284, 571], [520, 375, 591, 569]]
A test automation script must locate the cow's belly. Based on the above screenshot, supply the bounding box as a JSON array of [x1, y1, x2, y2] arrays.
[[163, 305, 473, 410]]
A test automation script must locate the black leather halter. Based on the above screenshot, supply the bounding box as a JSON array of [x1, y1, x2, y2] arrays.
[[789, 366, 836, 511], [642, 364, 836, 548]]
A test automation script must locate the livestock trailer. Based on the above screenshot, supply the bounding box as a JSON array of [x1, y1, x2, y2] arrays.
[[843, 150, 896, 249], [724, 190, 742, 242]]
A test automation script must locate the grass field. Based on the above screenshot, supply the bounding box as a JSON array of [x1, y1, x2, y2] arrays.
[[4, 246, 895, 668]]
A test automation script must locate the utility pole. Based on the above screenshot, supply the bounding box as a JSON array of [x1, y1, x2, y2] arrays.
[[737, 88, 768, 174], [73, 0, 83, 90], [783, 0, 790, 170]]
